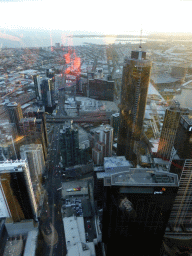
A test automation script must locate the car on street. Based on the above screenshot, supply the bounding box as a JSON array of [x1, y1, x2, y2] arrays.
[[85, 233, 89, 242]]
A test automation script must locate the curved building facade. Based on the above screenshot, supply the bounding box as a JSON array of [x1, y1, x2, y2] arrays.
[[117, 51, 151, 163]]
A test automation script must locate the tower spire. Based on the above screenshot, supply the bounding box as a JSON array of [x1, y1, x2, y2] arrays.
[[139, 29, 142, 49]]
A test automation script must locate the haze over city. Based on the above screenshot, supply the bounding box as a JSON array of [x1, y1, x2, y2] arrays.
[[1, 0, 192, 48]]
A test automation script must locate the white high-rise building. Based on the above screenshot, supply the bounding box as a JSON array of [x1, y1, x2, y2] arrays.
[[91, 124, 113, 165], [20, 144, 45, 183]]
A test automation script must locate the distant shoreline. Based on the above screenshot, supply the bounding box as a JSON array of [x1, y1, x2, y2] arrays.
[[68, 33, 192, 40], [68, 35, 143, 38]]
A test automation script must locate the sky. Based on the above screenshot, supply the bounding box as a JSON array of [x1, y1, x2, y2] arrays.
[[0, 0, 192, 35]]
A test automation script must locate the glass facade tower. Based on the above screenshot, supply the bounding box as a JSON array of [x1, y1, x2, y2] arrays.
[[117, 51, 151, 163]]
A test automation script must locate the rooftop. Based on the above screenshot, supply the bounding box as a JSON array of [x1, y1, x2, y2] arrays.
[[97, 167, 178, 187], [181, 114, 192, 126], [6, 102, 18, 107], [110, 169, 178, 186], [147, 82, 164, 100], [151, 74, 181, 84], [104, 156, 132, 169], [111, 113, 119, 117], [90, 124, 113, 134], [3, 238, 23, 256], [23, 230, 39, 256], [21, 103, 32, 109], [0, 160, 28, 172], [19, 69, 38, 75], [125, 54, 152, 67], [153, 158, 170, 165], [20, 117, 36, 123], [63, 216, 95, 256], [62, 181, 89, 198]]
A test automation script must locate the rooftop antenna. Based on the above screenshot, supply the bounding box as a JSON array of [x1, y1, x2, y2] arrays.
[[138, 29, 143, 60]]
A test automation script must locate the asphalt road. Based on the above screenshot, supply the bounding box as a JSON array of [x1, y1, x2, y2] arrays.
[[39, 120, 67, 256], [38, 82, 83, 255]]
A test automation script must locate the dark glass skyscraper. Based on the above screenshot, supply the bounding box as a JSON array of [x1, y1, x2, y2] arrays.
[[40, 78, 55, 113], [102, 169, 179, 256], [6, 102, 23, 135], [117, 51, 151, 163], [174, 114, 192, 160]]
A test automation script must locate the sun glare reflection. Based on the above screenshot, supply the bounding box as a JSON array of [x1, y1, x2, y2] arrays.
[[104, 35, 117, 45]]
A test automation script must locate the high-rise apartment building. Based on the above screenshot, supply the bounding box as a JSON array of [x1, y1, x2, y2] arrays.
[[19, 118, 47, 159], [157, 105, 189, 161], [92, 145, 104, 165], [110, 113, 120, 138], [0, 160, 38, 222], [117, 51, 151, 163], [24, 108, 49, 149], [20, 144, 45, 182], [6, 102, 23, 135], [60, 124, 90, 167], [101, 168, 179, 256], [20, 144, 45, 206], [0, 122, 18, 160], [91, 125, 113, 165]]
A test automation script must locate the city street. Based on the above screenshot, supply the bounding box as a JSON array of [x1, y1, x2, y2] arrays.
[[39, 76, 69, 255], [39, 121, 67, 256]]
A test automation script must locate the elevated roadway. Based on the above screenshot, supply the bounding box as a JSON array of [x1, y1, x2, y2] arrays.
[[46, 115, 109, 124]]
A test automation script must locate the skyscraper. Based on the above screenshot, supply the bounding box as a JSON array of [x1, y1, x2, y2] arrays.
[[157, 105, 189, 161], [88, 78, 114, 101], [174, 114, 192, 159], [166, 115, 192, 231], [40, 78, 54, 112], [20, 144, 45, 183], [168, 159, 192, 230], [117, 51, 151, 164], [19, 117, 47, 159], [101, 168, 179, 256], [0, 122, 18, 160], [0, 160, 38, 222], [6, 102, 23, 135], [60, 123, 90, 167], [92, 124, 114, 165], [33, 74, 40, 99], [23, 108, 49, 149], [20, 144, 45, 206], [110, 113, 120, 138]]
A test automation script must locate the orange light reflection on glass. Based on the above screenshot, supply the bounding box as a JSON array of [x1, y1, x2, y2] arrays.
[[64, 48, 81, 76], [0, 31, 22, 42]]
